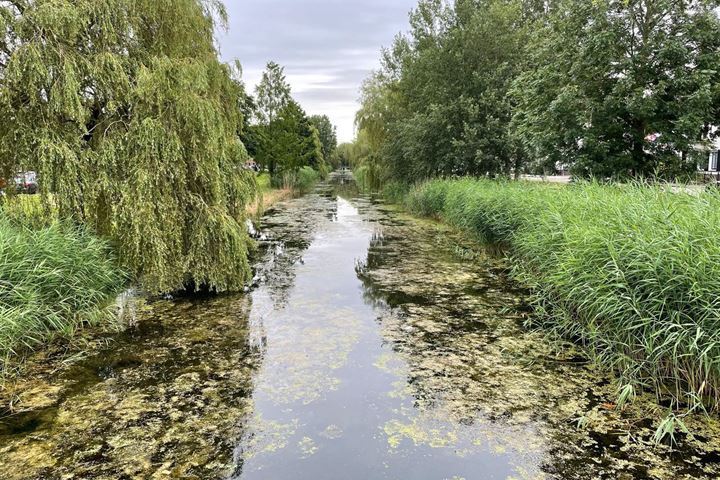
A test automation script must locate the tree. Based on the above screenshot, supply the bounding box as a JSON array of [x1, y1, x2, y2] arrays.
[[255, 61, 292, 124], [357, 0, 720, 182], [250, 64, 327, 178], [355, 0, 534, 183], [254, 100, 311, 177], [343, 128, 385, 190], [0, 0, 257, 294], [511, 0, 720, 178], [335, 143, 354, 168], [306, 125, 325, 171], [308, 115, 338, 163]]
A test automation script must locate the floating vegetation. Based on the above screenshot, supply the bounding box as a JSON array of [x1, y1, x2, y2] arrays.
[[405, 178, 720, 417], [356, 203, 720, 479], [240, 415, 300, 460], [0, 297, 259, 479], [319, 424, 343, 440], [1, 177, 719, 479], [297, 437, 319, 458]]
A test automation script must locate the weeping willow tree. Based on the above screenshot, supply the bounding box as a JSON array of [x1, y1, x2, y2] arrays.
[[0, 0, 257, 294]]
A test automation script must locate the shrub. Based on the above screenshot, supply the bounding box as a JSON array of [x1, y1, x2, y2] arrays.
[[382, 181, 411, 204], [353, 161, 385, 192], [0, 194, 54, 229], [295, 166, 321, 193], [272, 167, 321, 194], [405, 178, 720, 413], [256, 173, 272, 193], [0, 216, 126, 367]]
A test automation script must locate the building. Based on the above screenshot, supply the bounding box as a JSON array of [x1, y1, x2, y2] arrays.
[[700, 137, 720, 173]]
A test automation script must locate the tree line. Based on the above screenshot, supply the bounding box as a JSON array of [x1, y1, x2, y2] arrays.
[[351, 0, 720, 184], [0, 0, 337, 294], [241, 61, 338, 184]]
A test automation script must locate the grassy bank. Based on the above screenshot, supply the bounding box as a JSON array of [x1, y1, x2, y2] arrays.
[[246, 173, 292, 218], [247, 168, 323, 218], [404, 178, 720, 414], [272, 166, 323, 194], [0, 205, 126, 371]]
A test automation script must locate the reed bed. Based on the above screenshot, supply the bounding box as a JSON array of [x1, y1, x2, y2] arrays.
[[271, 166, 323, 194], [406, 178, 720, 413], [0, 214, 126, 368]]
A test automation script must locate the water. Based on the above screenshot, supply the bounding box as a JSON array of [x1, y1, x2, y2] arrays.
[[1, 173, 719, 479]]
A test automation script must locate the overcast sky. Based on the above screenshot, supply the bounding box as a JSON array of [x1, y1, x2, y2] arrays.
[[218, 0, 417, 143]]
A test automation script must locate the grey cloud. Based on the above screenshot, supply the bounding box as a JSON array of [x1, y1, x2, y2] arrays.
[[219, 0, 417, 142]]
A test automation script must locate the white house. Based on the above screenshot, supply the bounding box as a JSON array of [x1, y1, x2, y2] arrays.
[[700, 137, 720, 173]]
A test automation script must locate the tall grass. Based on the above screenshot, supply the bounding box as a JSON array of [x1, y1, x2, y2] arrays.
[[256, 173, 272, 193], [353, 162, 385, 192], [0, 214, 126, 369], [295, 166, 322, 193], [405, 178, 720, 413], [272, 166, 321, 194]]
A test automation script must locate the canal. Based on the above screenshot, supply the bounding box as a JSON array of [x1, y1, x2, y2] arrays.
[[1, 173, 719, 479]]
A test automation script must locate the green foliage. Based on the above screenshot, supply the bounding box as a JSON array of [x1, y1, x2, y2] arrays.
[[272, 166, 320, 193], [340, 130, 386, 191], [306, 125, 326, 173], [269, 101, 310, 174], [247, 63, 333, 182], [381, 181, 411, 204], [356, 0, 720, 182], [254, 61, 292, 124], [653, 412, 691, 447], [0, 216, 126, 365], [0, 0, 257, 294], [511, 0, 720, 178], [353, 162, 383, 192], [335, 143, 354, 168], [254, 100, 325, 176], [256, 173, 272, 193], [405, 178, 720, 413], [295, 166, 321, 193], [355, 0, 533, 182], [309, 115, 338, 164], [0, 194, 53, 229]]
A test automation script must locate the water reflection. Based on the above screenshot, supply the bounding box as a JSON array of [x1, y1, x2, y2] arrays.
[[2, 173, 719, 480], [235, 173, 720, 480], [250, 185, 340, 311], [232, 180, 545, 480]]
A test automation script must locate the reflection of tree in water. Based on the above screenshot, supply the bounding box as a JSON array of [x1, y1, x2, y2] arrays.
[[330, 180, 361, 202], [357, 218, 519, 414], [358, 217, 593, 476], [252, 174, 368, 311], [252, 189, 339, 310]]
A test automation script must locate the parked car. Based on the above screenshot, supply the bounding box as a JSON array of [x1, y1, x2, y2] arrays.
[[243, 159, 260, 173], [13, 171, 39, 194]]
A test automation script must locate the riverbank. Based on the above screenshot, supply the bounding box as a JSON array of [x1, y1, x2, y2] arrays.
[[246, 169, 323, 219], [0, 207, 126, 377], [246, 173, 293, 218], [2, 177, 718, 479], [0, 168, 322, 376], [396, 177, 720, 429]]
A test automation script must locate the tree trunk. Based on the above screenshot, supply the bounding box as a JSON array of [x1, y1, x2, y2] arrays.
[[631, 119, 648, 176]]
